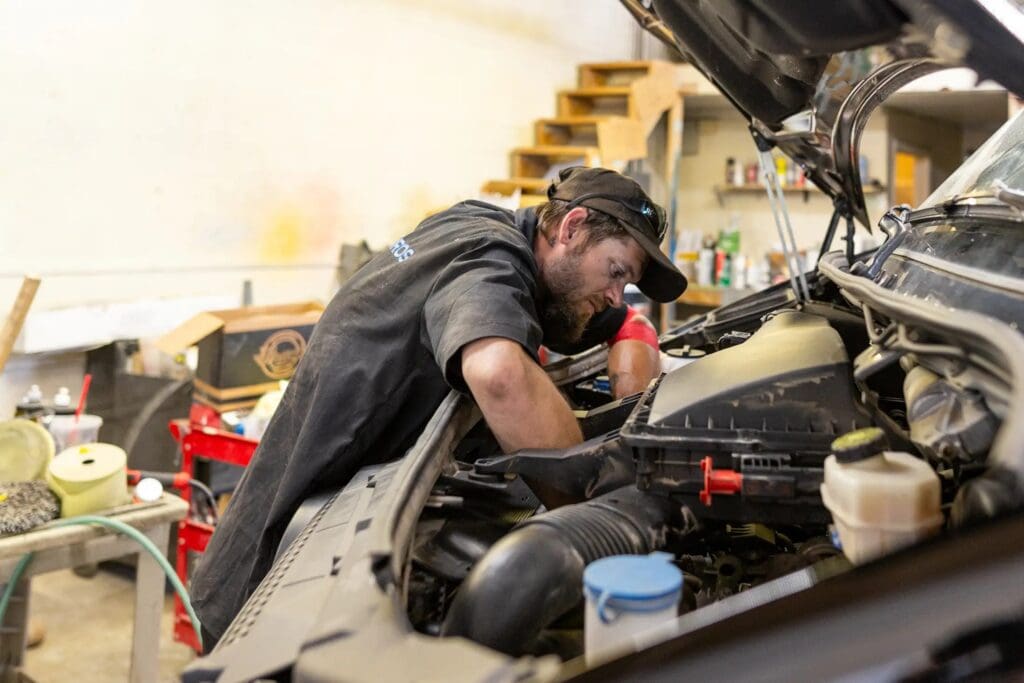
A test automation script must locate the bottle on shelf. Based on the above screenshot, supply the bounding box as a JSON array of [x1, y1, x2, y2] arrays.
[[15, 384, 45, 419], [775, 155, 788, 187], [53, 387, 73, 415], [725, 157, 738, 186], [745, 162, 758, 185]]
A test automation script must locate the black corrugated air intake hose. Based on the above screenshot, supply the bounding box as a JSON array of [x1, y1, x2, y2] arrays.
[[440, 485, 689, 655]]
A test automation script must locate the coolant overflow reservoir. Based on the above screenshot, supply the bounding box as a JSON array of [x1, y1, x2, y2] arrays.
[[821, 427, 942, 564]]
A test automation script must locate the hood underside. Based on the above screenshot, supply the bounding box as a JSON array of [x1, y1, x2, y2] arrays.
[[637, 0, 1024, 227]]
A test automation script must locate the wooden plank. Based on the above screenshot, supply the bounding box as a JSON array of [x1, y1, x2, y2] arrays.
[[0, 276, 40, 374], [629, 62, 683, 136], [519, 194, 547, 208], [535, 115, 646, 164], [678, 286, 725, 307], [595, 117, 646, 163], [535, 115, 620, 125], [510, 146, 601, 178], [557, 88, 633, 118], [0, 496, 187, 560], [481, 178, 550, 195], [578, 61, 655, 87], [580, 60, 656, 71], [560, 86, 633, 97]]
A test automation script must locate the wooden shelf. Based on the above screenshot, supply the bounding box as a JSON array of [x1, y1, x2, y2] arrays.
[[713, 183, 887, 204], [677, 285, 755, 308]]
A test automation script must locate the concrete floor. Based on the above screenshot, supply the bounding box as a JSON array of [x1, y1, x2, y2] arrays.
[[21, 563, 196, 682]]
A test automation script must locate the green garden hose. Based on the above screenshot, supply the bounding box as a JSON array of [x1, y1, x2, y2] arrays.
[[0, 515, 202, 649]]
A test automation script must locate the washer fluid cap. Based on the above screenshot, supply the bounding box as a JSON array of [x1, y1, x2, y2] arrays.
[[583, 553, 682, 609], [832, 427, 888, 464]]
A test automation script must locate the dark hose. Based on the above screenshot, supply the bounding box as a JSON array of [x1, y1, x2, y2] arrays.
[[441, 486, 689, 655]]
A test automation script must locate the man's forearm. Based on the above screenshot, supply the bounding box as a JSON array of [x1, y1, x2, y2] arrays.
[[462, 338, 583, 452], [608, 338, 661, 398]]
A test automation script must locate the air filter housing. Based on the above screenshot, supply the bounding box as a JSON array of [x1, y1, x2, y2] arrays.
[[622, 311, 871, 524]]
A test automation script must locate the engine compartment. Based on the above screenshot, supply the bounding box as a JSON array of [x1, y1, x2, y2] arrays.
[[407, 280, 1003, 661]]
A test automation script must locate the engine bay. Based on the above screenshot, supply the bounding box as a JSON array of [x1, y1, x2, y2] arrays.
[[407, 271, 1005, 661]]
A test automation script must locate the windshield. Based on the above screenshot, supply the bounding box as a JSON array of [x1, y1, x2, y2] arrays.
[[922, 109, 1024, 208]]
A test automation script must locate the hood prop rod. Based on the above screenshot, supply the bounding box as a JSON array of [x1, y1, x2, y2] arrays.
[[818, 199, 857, 266], [752, 129, 810, 302]]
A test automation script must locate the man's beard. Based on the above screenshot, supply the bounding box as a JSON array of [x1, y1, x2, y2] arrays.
[[538, 247, 591, 349]]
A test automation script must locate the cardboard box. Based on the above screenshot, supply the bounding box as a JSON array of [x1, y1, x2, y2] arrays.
[[156, 301, 324, 411]]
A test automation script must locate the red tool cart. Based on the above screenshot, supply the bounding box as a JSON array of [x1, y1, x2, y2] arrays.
[[168, 416, 258, 651]]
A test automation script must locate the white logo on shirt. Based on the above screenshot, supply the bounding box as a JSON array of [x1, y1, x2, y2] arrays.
[[389, 238, 415, 262]]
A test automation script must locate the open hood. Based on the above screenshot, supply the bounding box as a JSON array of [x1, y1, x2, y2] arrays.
[[631, 0, 1024, 228]]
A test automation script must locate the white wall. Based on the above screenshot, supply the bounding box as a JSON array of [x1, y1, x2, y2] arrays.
[[0, 0, 640, 311], [0, 0, 640, 415]]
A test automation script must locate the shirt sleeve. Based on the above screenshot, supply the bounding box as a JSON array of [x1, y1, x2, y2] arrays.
[[423, 238, 542, 393], [610, 306, 659, 351]]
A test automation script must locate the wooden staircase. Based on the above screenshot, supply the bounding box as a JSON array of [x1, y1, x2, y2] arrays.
[[482, 60, 686, 207]]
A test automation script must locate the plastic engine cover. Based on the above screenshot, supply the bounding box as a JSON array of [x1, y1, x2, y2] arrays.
[[649, 310, 861, 432], [622, 310, 871, 524]]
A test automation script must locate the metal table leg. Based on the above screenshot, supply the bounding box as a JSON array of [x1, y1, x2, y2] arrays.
[[129, 524, 169, 683]]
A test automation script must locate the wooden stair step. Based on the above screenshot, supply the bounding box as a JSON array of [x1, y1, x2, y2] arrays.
[[533, 116, 646, 161], [481, 177, 551, 194], [579, 61, 657, 87], [535, 116, 608, 146], [518, 194, 547, 207], [510, 145, 601, 178], [558, 87, 633, 118], [581, 60, 657, 71], [560, 86, 633, 98], [536, 115, 623, 126]]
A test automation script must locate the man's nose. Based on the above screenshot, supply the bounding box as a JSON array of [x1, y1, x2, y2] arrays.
[[605, 284, 624, 308]]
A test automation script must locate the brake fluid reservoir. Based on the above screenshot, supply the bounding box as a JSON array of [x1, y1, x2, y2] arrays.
[[820, 427, 942, 564]]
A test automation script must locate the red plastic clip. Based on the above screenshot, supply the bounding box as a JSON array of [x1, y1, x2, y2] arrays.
[[699, 456, 742, 506]]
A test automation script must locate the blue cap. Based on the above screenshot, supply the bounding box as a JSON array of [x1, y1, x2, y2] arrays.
[[584, 553, 682, 622]]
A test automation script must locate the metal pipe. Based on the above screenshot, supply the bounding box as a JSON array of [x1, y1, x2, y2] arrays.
[[759, 149, 809, 302], [617, 0, 679, 51]]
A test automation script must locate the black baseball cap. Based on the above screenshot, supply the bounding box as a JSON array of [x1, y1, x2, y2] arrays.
[[547, 166, 688, 302]]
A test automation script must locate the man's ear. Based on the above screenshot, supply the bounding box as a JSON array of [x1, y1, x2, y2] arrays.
[[556, 207, 589, 246]]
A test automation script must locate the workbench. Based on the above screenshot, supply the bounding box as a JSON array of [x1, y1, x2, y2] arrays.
[[0, 494, 189, 683]]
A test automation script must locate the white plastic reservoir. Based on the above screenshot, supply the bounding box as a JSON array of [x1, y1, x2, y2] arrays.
[[583, 552, 682, 665], [821, 427, 942, 564]]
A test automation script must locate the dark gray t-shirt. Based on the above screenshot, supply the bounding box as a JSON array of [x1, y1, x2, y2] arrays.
[[191, 201, 543, 640]]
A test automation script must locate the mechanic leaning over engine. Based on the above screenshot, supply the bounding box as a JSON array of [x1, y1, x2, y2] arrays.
[[190, 166, 688, 650]]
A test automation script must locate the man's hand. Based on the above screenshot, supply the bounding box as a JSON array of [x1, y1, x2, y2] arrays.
[[461, 337, 583, 452]]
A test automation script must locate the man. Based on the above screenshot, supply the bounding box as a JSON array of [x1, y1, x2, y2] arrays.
[[191, 167, 687, 648]]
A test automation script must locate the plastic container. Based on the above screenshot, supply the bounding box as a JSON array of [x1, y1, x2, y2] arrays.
[[43, 414, 103, 453], [820, 428, 942, 564], [0, 419, 55, 481], [47, 442, 130, 517], [583, 553, 682, 664]]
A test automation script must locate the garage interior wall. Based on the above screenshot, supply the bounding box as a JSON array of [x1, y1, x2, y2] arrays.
[[0, 1, 640, 311], [0, 0, 640, 414]]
